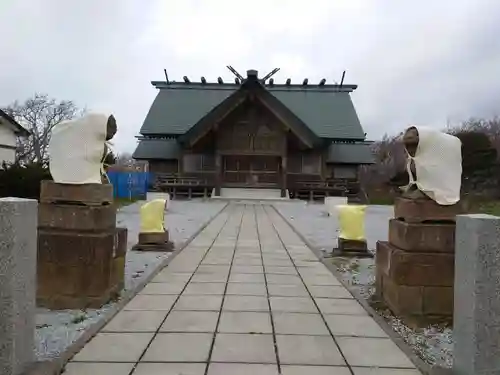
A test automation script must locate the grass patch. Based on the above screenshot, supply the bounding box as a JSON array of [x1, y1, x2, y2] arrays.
[[367, 196, 394, 205], [349, 261, 360, 272], [473, 200, 500, 216], [70, 313, 87, 324]]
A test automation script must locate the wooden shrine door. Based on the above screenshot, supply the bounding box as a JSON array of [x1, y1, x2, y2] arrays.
[[222, 155, 280, 187]]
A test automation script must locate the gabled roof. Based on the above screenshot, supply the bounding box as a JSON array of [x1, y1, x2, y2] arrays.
[[178, 77, 320, 148], [271, 88, 363, 139], [141, 87, 234, 136], [326, 142, 375, 164], [132, 138, 180, 160], [0, 109, 30, 137], [140, 77, 365, 140]]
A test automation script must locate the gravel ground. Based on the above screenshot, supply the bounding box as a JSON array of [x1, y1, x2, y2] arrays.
[[274, 201, 453, 369], [35, 199, 226, 361]]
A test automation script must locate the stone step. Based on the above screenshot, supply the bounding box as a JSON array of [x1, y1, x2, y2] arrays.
[[212, 188, 289, 201]]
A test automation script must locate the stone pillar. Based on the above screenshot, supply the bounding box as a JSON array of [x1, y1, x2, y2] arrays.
[[454, 214, 500, 375], [375, 197, 463, 325], [215, 154, 222, 196], [0, 198, 37, 375]]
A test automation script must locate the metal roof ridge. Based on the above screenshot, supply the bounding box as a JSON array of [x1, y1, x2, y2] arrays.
[[267, 85, 357, 93], [151, 81, 357, 92]]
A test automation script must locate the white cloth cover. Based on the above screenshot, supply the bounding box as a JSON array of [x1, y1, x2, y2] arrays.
[[405, 126, 462, 205], [49, 113, 108, 184]]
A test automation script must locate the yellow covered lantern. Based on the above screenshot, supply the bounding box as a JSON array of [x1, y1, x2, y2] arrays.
[[337, 205, 367, 241], [139, 199, 167, 233]]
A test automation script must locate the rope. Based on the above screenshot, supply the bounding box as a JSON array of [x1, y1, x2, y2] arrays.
[[101, 141, 112, 183]]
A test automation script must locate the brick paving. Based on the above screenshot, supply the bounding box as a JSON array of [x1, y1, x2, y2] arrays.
[[65, 204, 422, 375]]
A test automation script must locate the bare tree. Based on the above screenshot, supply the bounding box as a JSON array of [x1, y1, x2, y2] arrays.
[[3, 93, 83, 164], [361, 117, 500, 201], [115, 152, 135, 166]]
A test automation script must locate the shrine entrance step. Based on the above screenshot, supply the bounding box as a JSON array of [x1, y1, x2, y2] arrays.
[[212, 188, 289, 201]]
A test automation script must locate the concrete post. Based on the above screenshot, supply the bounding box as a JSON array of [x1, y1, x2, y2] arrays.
[[454, 214, 500, 375], [0, 198, 37, 375]]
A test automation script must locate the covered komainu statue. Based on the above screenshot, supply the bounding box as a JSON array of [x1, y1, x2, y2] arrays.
[[48, 113, 117, 184], [39, 113, 127, 310], [401, 125, 462, 205], [375, 126, 463, 324]]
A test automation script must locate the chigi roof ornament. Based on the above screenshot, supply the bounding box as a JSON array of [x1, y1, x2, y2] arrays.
[[159, 67, 351, 88], [260, 68, 279, 83], [227, 65, 244, 81]]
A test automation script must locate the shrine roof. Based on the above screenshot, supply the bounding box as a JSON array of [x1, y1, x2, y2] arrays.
[[133, 137, 375, 165], [326, 141, 375, 164], [139, 73, 365, 141], [132, 138, 180, 160]]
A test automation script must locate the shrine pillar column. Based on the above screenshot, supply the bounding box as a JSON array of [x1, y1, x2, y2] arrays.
[[215, 153, 222, 196], [281, 156, 287, 198]]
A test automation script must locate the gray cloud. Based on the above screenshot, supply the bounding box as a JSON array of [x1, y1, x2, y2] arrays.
[[1, 0, 499, 153]]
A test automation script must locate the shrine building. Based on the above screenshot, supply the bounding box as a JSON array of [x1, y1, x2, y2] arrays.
[[132, 68, 374, 200]]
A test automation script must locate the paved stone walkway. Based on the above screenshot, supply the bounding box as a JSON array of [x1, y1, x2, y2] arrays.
[[65, 204, 422, 375]]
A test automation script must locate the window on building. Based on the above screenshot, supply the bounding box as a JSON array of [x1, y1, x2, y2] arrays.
[[301, 154, 321, 174], [287, 154, 320, 174], [183, 154, 214, 172], [333, 165, 358, 179], [288, 155, 302, 173]]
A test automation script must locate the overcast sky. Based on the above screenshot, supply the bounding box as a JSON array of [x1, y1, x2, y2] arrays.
[[1, 0, 499, 154]]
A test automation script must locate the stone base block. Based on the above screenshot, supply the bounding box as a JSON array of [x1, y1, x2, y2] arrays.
[[375, 240, 454, 325], [37, 227, 127, 309], [376, 241, 454, 286], [38, 203, 116, 231], [335, 238, 372, 258], [394, 197, 465, 223], [381, 273, 454, 318], [388, 219, 455, 253], [132, 231, 174, 252], [40, 180, 113, 206], [138, 231, 169, 244], [132, 242, 174, 252]]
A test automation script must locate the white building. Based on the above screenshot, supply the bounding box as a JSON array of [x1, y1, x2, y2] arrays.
[[0, 109, 30, 164]]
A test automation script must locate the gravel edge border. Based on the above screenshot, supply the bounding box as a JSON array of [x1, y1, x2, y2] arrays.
[[23, 202, 228, 375], [271, 204, 452, 375]]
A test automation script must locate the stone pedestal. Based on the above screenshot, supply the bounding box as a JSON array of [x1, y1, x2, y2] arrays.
[[132, 231, 174, 252], [336, 238, 371, 257], [394, 196, 465, 223], [37, 181, 127, 309], [376, 197, 461, 325], [0, 198, 37, 375]]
